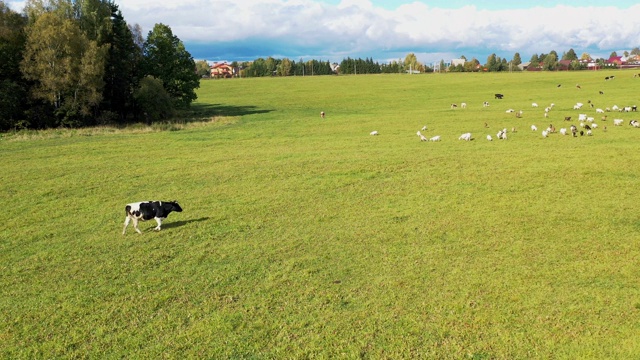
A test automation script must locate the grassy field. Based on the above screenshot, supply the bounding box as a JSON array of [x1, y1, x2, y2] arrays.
[[2, 70, 640, 358]]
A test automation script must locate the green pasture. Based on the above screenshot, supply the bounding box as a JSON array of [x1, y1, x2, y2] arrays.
[[2, 70, 640, 358]]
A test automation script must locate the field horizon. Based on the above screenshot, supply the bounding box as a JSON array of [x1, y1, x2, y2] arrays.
[[2, 70, 640, 358]]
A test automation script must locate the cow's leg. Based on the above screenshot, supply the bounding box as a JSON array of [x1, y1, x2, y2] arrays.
[[154, 217, 163, 231], [133, 218, 142, 234], [123, 216, 131, 235]]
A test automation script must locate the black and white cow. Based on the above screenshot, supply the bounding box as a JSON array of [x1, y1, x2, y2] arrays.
[[123, 201, 182, 234]]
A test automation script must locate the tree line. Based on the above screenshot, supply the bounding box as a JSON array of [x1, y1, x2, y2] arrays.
[[0, 0, 199, 131], [216, 54, 435, 78], [222, 45, 640, 80], [448, 48, 640, 73]]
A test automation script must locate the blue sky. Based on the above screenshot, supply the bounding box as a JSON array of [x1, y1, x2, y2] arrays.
[[7, 0, 640, 65]]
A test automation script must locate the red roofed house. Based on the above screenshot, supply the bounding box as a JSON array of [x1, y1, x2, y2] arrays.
[[607, 56, 623, 66], [211, 63, 236, 78], [557, 59, 572, 71]]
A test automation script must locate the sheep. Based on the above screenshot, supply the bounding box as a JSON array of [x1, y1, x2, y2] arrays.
[[596, 108, 604, 114], [612, 105, 620, 111], [564, 116, 572, 121], [320, 111, 325, 118], [633, 105, 638, 112], [631, 120, 640, 128], [544, 113, 549, 118], [591, 123, 598, 129], [613, 119, 624, 126], [515, 110, 523, 118], [542, 130, 549, 138], [599, 91, 604, 95], [573, 104, 582, 110], [370, 131, 379, 136], [451, 103, 458, 109], [506, 109, 515, 113], [576, 84, 581, 89], [570, 125, 578, 136], [545, 107, 551, 113], [584, 124, 591, 130], [587, 130, 593, 136], [601, 115, 607, 121], [587, 117, 594, 122], [483, 101, 490, 107], [458, 133, 472, 141], [624, 106, 632, 112], [549, 124, 556, 133], [487, 135, 493, 141], [559, 128, 567, 135], [532, 102, 539, 107], [417, 131, 428, 141], [461, 102, 467, 109], [496, 129, 507, 140], [578, 114, 587, 121], [429, 135, 441, 141], [550, 103, 555, 108], [421, 125, 427, 131], [531, 124, 538, 131]]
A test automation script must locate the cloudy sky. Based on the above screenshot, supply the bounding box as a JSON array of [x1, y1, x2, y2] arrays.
[[7, 0, 640, 65]]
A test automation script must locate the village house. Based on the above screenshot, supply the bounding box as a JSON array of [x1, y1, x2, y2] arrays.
[[210, 62, 237, 78]]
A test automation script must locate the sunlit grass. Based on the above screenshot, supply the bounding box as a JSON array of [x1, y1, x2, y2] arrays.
[[2, 70, 640, 358]]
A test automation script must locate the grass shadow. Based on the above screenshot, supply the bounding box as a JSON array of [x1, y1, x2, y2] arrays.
[[185, 103, 274, 120], [162, 217, 210, 230]]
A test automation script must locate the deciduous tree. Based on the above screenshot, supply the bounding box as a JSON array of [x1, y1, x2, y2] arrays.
[[21, 12, 106, 125], [142, 23, 199, 108], [195, 60, 210, 78]]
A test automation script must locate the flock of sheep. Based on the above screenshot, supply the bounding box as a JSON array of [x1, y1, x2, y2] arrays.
[[365, 83, 638, 142]]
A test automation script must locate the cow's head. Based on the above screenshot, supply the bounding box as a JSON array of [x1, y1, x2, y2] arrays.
[[166, 201, 183, 213]]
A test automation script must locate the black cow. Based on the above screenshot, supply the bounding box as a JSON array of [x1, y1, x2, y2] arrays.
[[495, 93, 504, 99], [123, 200, 183, 234]]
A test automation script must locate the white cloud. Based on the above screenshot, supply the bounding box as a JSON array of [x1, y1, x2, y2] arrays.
[[7, 0, 640, 62]]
